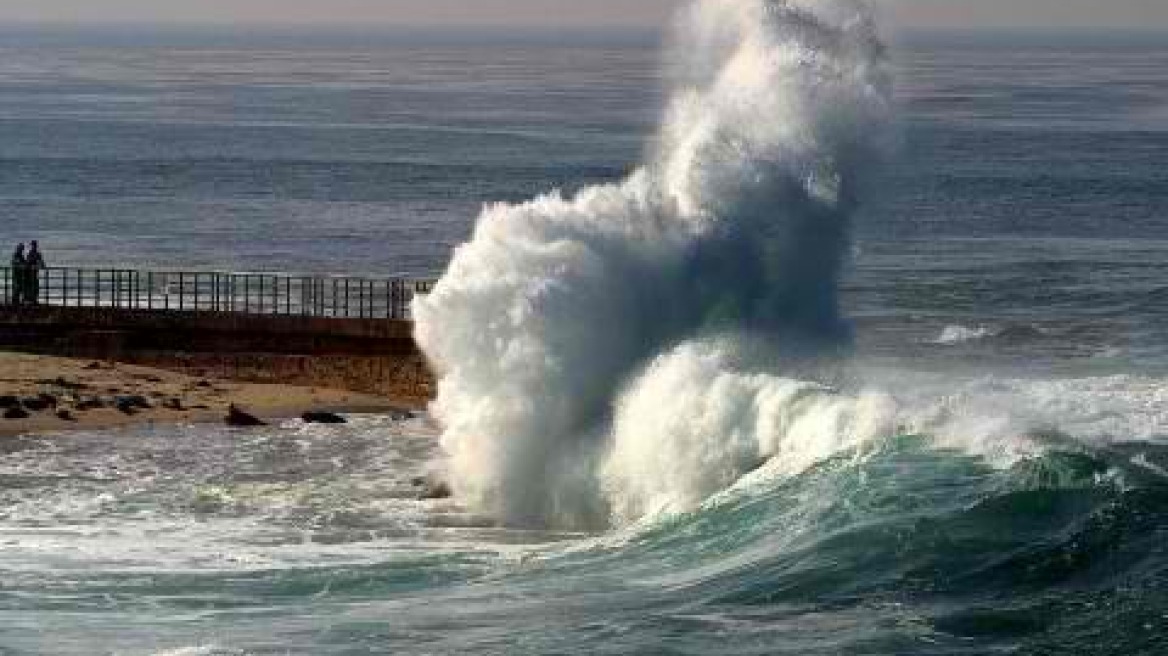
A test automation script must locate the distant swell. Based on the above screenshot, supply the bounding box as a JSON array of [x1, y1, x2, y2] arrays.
[[414, 0, 893, 529]]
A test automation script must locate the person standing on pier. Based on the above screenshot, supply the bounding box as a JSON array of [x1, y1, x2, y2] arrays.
[[9, 243, 26, 305], [24, 241, 45, 305]]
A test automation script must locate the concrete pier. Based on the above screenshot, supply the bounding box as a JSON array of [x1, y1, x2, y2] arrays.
[[0, 267, 435, 403]]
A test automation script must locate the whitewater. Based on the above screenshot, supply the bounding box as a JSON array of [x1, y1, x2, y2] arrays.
[[415, 0, 897, 529], [3, 1, 1168, 654]]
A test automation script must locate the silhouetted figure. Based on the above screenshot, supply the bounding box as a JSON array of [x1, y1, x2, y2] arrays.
[[9, 243, 25, 306], [24, 241, 45, 305]]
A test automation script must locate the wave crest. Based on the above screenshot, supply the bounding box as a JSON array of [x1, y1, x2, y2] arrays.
[[414, 0, 893, 528]]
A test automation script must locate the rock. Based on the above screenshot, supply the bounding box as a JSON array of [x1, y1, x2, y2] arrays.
[[83, 361, 106, 370], [418, 481, 453, 501], [226, 405, 266, 427], [116, 395, 152, 410], [195, 380, 213, 389], [3, 407, 30, 420], [412, 476, 453, 501], [37, 377, 87, 391], [21, 395, 55, 412], [302, 411, 347, 425], [56, 409, 76, 422], [388, 408, 416, 421], [162, 398, 185, 411], [75, 396, 106, 411], [0, 395, 20, 409], [113, 395, 152, 415]]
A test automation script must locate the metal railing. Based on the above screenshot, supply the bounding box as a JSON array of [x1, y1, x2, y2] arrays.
[[0, 266, 435, 320]]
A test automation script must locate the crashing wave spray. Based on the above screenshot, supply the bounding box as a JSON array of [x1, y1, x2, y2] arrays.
[[414, 0, 893, 529]]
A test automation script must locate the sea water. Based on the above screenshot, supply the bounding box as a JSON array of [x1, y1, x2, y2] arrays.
[[1, 2, 1168, 654]]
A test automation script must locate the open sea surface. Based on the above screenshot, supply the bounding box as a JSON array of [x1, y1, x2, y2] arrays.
[[1, 24, 1167, 655]]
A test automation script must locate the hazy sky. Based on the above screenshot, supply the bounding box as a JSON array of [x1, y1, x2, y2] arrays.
[[0, 0, 1166, 30]]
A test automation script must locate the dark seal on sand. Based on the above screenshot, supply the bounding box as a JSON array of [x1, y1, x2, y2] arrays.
[[226, 405, 267, 427], [302, 411, 347, 425]]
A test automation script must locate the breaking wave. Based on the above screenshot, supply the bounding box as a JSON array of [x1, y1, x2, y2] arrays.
[[415, 0, 893, 528], [415, 0, 894, 528]]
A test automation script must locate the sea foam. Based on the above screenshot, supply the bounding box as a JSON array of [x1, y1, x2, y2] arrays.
[[414, 0, 893, 528]]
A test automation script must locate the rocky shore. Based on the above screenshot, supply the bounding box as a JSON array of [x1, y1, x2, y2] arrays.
[[0, 351, 421, 438]]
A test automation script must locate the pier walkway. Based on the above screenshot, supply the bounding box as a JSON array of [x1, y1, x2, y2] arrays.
[[0, 266, 436, 401], [0, 266, 434, 320]]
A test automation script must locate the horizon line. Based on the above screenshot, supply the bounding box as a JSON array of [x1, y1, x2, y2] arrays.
[[2, 20, 1168, 34]]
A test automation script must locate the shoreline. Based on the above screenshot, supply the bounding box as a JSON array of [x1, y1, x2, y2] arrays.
[[0, 352, 426, 438]]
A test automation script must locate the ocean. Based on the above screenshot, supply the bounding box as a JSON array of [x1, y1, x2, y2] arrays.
[[2, 4, 1168, 654]]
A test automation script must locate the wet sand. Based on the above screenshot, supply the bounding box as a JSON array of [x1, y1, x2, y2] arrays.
[[0, 352, 420, 438]]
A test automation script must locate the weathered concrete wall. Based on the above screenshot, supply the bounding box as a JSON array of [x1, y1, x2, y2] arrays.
[[0, 305, 433, 401]]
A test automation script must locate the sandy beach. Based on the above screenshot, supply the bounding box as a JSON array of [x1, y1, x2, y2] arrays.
[[0, 351, 420, 438]]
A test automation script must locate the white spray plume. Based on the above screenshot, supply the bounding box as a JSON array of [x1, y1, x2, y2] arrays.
[[414, 0, 893, 529]]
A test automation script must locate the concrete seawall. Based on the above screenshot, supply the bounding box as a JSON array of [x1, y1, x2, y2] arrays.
[[0, 306, 434, 404]]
